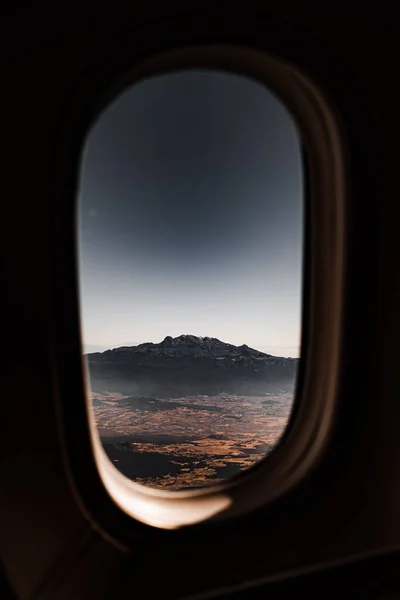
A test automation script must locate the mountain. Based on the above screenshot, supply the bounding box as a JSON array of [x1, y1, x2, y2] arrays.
[[85, 335, 299, 396]]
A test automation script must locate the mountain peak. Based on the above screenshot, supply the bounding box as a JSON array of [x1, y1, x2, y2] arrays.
[[161, 334, 218, 347], [88, 335, 286, 361]]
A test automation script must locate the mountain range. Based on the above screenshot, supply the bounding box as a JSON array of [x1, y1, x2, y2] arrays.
[[85, 335, 299, 396]]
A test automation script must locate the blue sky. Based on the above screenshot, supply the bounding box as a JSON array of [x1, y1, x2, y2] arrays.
[[78, 70, 303, 358]]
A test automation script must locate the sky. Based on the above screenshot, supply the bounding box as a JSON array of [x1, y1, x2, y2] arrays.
[[77, 69, 303, 358]]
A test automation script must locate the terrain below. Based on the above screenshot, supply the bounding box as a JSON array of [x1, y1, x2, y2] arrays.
[[93, 389, 294, 490], [87, 336, 297, 490]]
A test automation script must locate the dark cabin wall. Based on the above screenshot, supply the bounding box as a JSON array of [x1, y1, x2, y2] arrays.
[[0, 4, 398, 599]]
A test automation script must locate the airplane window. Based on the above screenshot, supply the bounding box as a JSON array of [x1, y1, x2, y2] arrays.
[[77, 69, 303, 491]]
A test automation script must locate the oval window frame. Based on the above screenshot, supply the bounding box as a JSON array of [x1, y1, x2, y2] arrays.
[[53, 42, 347, 535]]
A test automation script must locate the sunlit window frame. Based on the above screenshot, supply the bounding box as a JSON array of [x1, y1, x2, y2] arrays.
[[52, 43, 347, 535]]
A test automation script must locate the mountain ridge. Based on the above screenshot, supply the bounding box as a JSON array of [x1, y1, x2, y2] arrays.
[[85, 334, 295, 359], [85, 335, 299, 396]]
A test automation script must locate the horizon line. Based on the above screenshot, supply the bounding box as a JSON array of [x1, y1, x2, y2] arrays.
[[83, 337, 301, 357]]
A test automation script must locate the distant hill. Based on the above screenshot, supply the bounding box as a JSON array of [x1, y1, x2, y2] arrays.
[[85, 335, 299, 397], [83, 344, 107, 354]]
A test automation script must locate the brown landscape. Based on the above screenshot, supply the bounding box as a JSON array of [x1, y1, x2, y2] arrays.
[[92, 390, 294, 490]]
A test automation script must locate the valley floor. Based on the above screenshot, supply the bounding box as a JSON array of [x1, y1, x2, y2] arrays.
[[92, 391, 294, 490]]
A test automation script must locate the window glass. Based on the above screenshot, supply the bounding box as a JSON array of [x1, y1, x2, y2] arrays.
[[78, 70, 303, 490]]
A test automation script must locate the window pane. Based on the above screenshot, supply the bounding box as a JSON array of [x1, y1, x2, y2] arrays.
[[78, 69, 303, 491]]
